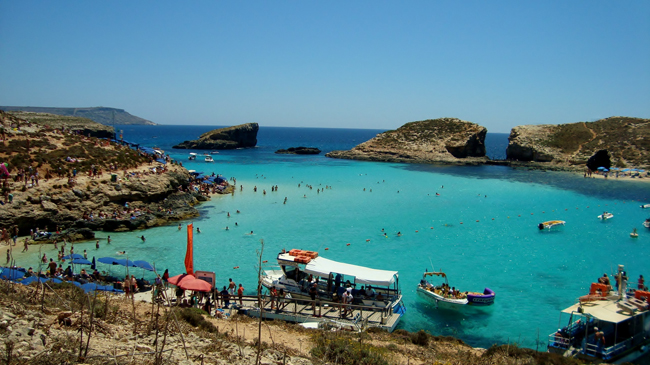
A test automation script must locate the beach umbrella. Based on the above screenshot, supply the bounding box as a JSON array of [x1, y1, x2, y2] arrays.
[[596, 167, 607, 171], [179, 277, 212, 292], [622, 168, 631, 172], [62, 253, 85, 260], [167, 273, 190, 286], [639, 170, 646, 173], [611, 167, 619, 170], [602, 168, 609, 172], [97, 257, 120, 265], [631, 168, 639, 171], [115, 258, 138, 268], [0, 268, 25, 281], [133, 260, 154, 271], [81, 283, 105, 293], [20, 276, 48, 285], [70, 258, 92, 265], [91, 257, 96, 270]]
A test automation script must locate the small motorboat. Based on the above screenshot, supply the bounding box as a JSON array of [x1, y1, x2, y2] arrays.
[[205, 156, 214, 162], [188, 153, 197, 160], [416, 271, 495, 310], [641, 204, 650, 209], [210, 151, 219, 155], [598, 212, 614, 220], [538, 220, 565, 230], [644, 219, 650, 229]]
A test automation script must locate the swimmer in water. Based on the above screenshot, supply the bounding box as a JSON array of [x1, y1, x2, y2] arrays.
[[117, 251, 126, 255], [141, 235, 146, 242], [178, 223, 182, 231], [397, 232, 402, 237], [246, 231, 254, 235], [197, 227, 201, 233], [225, 226, 229, 230]]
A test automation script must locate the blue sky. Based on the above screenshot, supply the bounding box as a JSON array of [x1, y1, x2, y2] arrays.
[[0, 1, 648, 132]]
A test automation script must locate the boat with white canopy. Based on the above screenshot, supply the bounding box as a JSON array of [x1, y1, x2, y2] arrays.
[[261, 249, 405, 330]]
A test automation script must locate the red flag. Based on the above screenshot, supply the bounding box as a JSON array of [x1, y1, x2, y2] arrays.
[[184, 223, 194, 275]]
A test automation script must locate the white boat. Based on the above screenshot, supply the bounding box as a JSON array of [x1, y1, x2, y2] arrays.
[[538, 220, 566, 230], [188, 153, 197, 160], [416, 271, 495, 310], [210, 151, 219, 155], [644, 219, 650, 229], [641, 204, 650, 209], [548, 265, 650, 364], [261, 249, 405, 330], [598, 213, 614, 220], [204, 156, 214, 162]]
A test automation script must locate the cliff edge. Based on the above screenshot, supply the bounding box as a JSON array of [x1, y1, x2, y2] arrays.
[[326, 118, 488, 164], [172, 123, 259, 150], [506, 116, 650, 169]]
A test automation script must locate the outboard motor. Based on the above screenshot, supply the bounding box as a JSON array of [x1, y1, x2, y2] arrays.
[[538, 223, 544, 230]]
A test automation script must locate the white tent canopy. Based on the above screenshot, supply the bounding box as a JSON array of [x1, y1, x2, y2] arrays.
[[302, 256, 398, 287]]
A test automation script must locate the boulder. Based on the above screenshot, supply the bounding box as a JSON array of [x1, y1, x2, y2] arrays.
[[172, 123, 259, 150], [275, 147, 321, 155], [326, 118, 488, 164]]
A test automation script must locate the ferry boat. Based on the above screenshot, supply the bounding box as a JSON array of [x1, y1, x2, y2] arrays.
[[538, 220, 566, 230], [188, 153, 197, 160], [598, 212, 614, 220], [416, 271, 495, 310], [261, 249, 405, 330], [548, 265, 650, 364]]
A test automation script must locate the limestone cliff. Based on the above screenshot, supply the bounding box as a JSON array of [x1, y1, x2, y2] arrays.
[[506, 117, 650, 169], [326, 118, 488, 164], [172, 123, 259, 150]]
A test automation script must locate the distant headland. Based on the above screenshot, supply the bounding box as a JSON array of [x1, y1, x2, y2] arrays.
[[0, 106, 155, 126], [172, 123, 259, 150]]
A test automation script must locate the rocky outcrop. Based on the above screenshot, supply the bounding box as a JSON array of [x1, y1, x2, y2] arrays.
[[506, 117, 650, 170], [275, 147, 321, 155], [173, 123, 259, 150], [0, 165, 200, 239], [326, 118, 488, 164], [4, 111, 115, 139]]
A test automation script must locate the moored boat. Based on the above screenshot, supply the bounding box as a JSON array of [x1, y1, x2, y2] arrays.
[[538, 220, 566, 230], [261, 249, 405, 331], [548, 265, 650, 364], [188, 153, 197, 160], [644, 219, 650, 229], [598, 212, 614, 220], [205, 156, 214, 162], [416, 271, 495, 310], [641, 204, 650, 209]]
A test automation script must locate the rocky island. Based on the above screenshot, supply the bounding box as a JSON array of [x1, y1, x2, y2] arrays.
[[275, 147, 321, 155], [506, 116, 650, 171], [326, 118, 488, 164], [173, 123, 259, 150]]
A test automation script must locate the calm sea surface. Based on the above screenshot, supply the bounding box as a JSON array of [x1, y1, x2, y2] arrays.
[[14, 125, 650, 349]]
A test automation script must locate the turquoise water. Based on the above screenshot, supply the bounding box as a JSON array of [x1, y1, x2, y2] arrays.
[[12, 126, 650, 349]]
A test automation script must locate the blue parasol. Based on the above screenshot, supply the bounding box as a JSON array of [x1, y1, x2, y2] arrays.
[[133, 260, 155, 271], [70, 258, 92, 265], [115, 258, 138, 268], [97, 257, 120, 265], [622, 168, 631, 172], [62, 253, 85, 260], [0, 268, 25, 281], [596, 167, 607, 171]]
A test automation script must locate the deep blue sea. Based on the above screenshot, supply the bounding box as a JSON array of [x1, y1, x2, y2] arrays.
[[14, 125, 650, 350]]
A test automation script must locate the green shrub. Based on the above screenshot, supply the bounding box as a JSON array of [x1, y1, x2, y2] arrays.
[[410, 330, 429, 346], [310, 332, 391, 365], [178, 307, 217, 333]]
